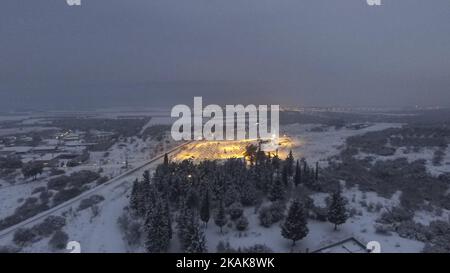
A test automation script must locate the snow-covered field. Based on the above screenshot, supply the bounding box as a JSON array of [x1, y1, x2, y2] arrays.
[[1, 120, 449, 253], [284, 123, 403, 165]]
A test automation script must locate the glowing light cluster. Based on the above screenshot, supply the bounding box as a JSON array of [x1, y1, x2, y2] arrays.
[[173, 136, 296, 162]]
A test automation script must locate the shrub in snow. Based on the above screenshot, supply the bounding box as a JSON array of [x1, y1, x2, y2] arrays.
[[258, 201, 286, 228], [310, 206, 328, 222], [13, 228, 38, 246], [422, 243, 450, 253], [39, 190, 53, 205], [258, 207, 273, 228], [396, 221, 430, 241], [235, 216, 249, 231], [117, 214, 142, 247], [53, 188, 83, 206], [349, 207, 358, 218], [96, 176, 109, 185], [429, 220, 450, 236], [0, 197, 50, 230], [228, 202, 243, 220], [216, 241, 237, 253], [378, 206, 414, 224], [367, 203, 375, 212], [50, 168, 65, 176], [64, 170, 100, 189], [47, 176, 70, 191], [90, 205, 101, 218], [78, 195, 105, 211], [33, 215, 66, 237], [0, 245, 21, 253], [49, 230, 69, 250], [374, 223, 393, 236], [31, 186, 46, 194], [241, 244, 273, 253]]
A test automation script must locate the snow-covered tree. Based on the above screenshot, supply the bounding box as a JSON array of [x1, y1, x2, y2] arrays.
[[130, 179, 140, 212], [281, 165, 289, 186], [184, 216, 207, 253], [186, 189, 199, 210], [145, 196, 171, 253], [268, 178, 285, 202], [177, 203, 195, 250], [281, 199, 309, 246], [236, 216, 249, 232], [285, 150, 294, 177], [164, 153, 169, 166], [294, 160, 301, 187], [214, 201, 227, 233], [327, 188, 348, 231], [315, 161, 319, 181], [240, 178, 258, 206], [200, 191, 210, 227], [228, 202, 243, 220]]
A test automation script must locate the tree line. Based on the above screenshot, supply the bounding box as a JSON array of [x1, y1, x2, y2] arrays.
[[129, 146, 348, 253]]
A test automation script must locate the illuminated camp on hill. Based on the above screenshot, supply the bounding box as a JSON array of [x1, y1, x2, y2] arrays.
[[172, 136, 296, 162]]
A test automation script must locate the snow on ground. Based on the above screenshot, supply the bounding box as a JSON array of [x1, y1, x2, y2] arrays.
[[62, 181, 132, 253], [0, 174, 52, 219], [413, 209, 450, 226], [283, 123, 402, 166], [202, 186, 423, 253], [355, 145, 450, 176], [0, 121, 436, 253]]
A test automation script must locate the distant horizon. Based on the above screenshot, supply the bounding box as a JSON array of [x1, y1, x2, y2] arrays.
[[1, 102, 448, 115]]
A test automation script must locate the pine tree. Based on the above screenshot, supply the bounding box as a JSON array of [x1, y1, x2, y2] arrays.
[[294, 160, 301, 187], [281, 165, 289, 186], [163, 196, 172, 240], [268, 178, 285, 202], [200, 191, 210, 228], [240, 178, 258, 206], [327, 188, 348, 231], [272, 154, 281, 170], [143, 182, 158, 218], [145, 196, 171, 253], [315, 162, 319, 181], [177, 203, 194, 249], [164, 153, 169, 166], [130, 179, 140, 212], [285, 150, 294, 177], [186, 189, 199, 210], [143, 170, 151, 184], [214, 201, 227, 233], [281, 199, 309, 246], [184, 216, 207, 253], [302, 160, 309, 186]]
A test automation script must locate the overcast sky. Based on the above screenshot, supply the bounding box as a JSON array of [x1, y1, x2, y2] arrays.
[[1, 0, 450, 110]]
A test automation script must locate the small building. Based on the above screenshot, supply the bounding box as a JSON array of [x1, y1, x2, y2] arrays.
[[312, 237, 369, 253]]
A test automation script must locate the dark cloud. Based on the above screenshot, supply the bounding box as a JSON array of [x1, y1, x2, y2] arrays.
[[1, 0, 450, 110]]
